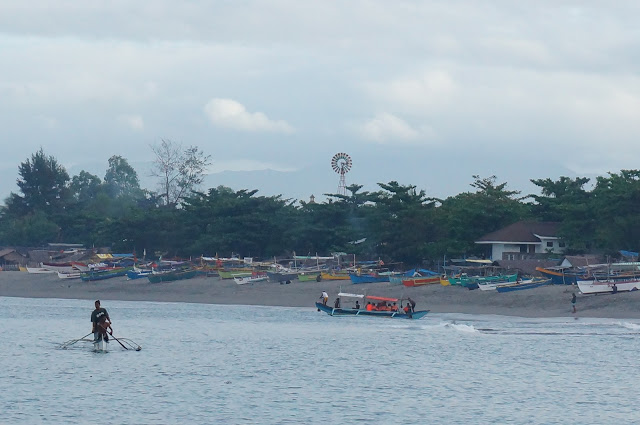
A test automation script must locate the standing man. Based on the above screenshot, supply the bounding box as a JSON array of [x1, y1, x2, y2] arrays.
[[320, 291, 329, 306], [571, 293, 577, 314], [91, 300, 111, 342]]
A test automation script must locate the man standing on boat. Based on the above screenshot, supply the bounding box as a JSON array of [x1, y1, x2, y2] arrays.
[[320, 291, 329, 306], [91, 300, 111, 343]]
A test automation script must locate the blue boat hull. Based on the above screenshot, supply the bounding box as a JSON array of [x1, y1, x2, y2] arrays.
[[349, 274, 390, 284], [315, 302, 428, 319]]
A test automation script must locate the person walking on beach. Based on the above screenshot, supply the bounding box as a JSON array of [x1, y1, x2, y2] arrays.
[[571, 293, 577, 314], [320, 291, 329, 306], [91, 300, 112, 342]]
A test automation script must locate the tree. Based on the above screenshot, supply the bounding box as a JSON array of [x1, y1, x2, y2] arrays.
[[104, 155, 143, 199], [5, 148, 70, 216], [70, 171, 102, 202], [151, 139, 211, 207]]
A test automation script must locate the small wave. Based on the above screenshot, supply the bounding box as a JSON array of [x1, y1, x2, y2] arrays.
[[444, 322, 479, 333], [618, 322, 640, 331]]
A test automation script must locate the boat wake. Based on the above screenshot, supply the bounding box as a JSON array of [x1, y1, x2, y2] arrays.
[[617, 321, 640, 331]]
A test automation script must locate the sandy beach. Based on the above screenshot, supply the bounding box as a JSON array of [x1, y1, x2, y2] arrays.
[[1, 272, 640, 318]]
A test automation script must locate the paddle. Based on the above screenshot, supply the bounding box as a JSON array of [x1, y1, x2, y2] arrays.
[[108, 330, 128, 350]]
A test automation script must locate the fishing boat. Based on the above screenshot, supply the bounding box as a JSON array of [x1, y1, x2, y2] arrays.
[[148, 269, 198, 283], [472, 274, 521, 291], [234, 275, 268, 285], [126, 269, 153, 280], [349, 272, 391, 284], [297, 272, 322, 282], [495, 278, 551, 293], [316, 293, 429, 319], [319, 271, 351, 281], [577, 277, 640, 294], [26, 267, 55, 274], [57, 271, 82, 279], [267, 271, 298, 283], [218, 269, 253, 279], [401, 275, 441, 287], [81, 267, 132, 281], [535, 267, 588, 285], [41, 262, 76, 274]]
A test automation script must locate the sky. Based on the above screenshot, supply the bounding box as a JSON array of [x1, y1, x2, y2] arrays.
[[2, 1, 640, 204]]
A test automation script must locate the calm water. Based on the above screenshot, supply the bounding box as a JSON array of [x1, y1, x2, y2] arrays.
[[1, 296, 639, 424]]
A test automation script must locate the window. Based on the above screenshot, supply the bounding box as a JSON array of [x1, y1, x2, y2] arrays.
[[559, 242, 566, 248], [547, 242, 554, 248]]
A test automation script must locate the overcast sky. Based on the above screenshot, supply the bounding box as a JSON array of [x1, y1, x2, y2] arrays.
[[2, 1, 639, 203]]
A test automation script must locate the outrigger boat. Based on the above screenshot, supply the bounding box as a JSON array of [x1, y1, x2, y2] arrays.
[[316, 293, 429, 319], [57, 332, 142, 352]]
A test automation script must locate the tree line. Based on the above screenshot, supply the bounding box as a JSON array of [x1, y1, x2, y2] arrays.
[[1, 144, 639, 267]]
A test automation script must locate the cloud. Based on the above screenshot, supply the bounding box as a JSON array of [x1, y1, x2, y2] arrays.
[[118, 114, 144, 131], [207, 158, 297, 173], [204, 98, 294, 133], [357, 113, 435, 144]]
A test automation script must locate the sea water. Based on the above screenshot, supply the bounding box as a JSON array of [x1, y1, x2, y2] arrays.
[[1, 296, 639, 424]]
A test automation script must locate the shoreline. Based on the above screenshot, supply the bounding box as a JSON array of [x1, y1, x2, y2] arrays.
[[2, 272, 640, 319]]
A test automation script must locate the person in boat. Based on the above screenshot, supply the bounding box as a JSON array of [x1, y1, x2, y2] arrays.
[[408, 297, 416, 313], [366, 302, 374, 311], [354, 301, 360, 310], [334, 297, 341, 308], [91, 300, 111, 343], [391, 302, 398, 312], [320, 291, 329, 306], [403, 302, 413, 318]]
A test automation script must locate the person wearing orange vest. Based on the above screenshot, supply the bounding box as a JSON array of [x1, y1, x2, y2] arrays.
[[366, 302, 374, 311]]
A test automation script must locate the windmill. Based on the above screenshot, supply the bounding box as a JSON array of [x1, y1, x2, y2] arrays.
[[331, 153, 352, 196]]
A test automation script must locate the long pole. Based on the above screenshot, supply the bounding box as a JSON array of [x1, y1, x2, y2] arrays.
[[109, 331, 129, 350]]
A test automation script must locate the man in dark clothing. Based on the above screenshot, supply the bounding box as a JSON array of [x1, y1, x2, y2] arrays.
[[408, 297, 416, 313], [571, 293, 577, 313], [91, 300, 111, 343]]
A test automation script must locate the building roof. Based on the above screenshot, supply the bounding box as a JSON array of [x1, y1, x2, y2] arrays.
[[0, 248, 16, 258], [475, 221, 561, 244]]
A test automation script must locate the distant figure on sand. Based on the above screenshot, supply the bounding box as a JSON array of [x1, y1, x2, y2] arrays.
[[612, 284, 618, 294], [320, 291, 329, 306], [571, 293, 577, 313]]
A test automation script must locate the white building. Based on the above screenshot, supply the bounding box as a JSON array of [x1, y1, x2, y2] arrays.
[[475, 221, 567, 261]]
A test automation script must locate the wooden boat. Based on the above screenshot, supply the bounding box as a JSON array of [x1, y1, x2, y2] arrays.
[[81, 267, 132, 281], [218, 269, 252, 279], [349, 273, 390, 284], [319, 271, 350, 281], [449, 273, 518, 288], [26, 267, 55, 274], [402, 275, 441, 287], [148, 269, 198, 283], [577, 277, 640, 294], [298, 272, 321, 282], [41, 262, 77, 274], [126, 269, 153, 280], [57, 271, 82, 279], [474, 274, 521, 291], [267, 271, 298, 283], [234, 275, 268, 285], [316, 293, 428, 319], [535, 267, 589, 285], [495, 278, 551, 293]]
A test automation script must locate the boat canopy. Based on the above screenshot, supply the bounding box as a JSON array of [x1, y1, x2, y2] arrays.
[[337, 292, 365, 298], [366, 295, 399, 302]]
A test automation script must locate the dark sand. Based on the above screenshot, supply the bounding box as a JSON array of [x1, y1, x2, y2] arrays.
[[1, 272, 639, 318]]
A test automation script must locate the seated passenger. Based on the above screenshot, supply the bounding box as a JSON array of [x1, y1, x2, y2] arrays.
[[391, 303, 398, 311], [366, 302, 373, 311]]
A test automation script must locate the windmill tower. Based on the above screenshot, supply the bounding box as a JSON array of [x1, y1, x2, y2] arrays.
[[331, 153, 352, 196]]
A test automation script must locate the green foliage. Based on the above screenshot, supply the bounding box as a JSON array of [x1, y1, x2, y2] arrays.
[[4, 147, 640, 263], [5, 148, 70, 217]]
